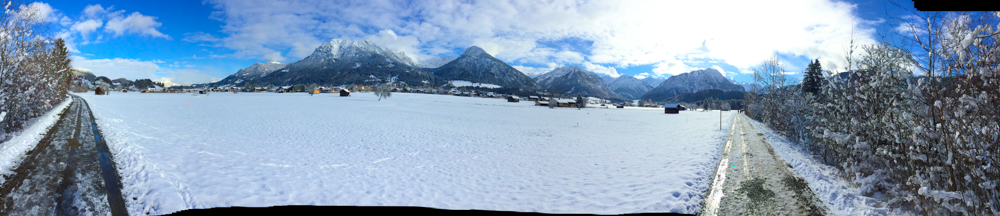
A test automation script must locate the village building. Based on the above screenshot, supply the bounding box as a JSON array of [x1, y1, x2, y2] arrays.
[[340, 89, 351, 97], [507, 95, 520, 102], [663, 104, 681, 114]]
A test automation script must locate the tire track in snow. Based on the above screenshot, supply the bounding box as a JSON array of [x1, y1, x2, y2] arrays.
[[0, 96, 129, 215]]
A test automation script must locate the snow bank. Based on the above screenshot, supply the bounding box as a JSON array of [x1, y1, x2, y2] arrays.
[[0, 96, 72, 185], [450, 80, 502, 89], [743, 115, 890, 215], [81, 92, 735, 215]]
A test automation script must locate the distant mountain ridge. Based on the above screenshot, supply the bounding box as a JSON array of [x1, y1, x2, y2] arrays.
[[534, 66, 621, 99], [608, 75, 653, 99], [640, 68, 744, 102], [429, 46, 541, 90]]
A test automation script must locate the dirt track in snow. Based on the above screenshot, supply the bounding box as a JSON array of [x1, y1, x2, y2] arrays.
[[702, 113, 826, 216], [0, 95, 127, 216]]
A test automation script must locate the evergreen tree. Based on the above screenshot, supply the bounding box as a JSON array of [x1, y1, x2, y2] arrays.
[[575, 93, 586, 109], [802, 59, 824, 95]]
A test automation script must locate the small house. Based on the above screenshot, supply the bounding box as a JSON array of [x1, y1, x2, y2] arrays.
[[663, 103, 680, 114], [141, 90, 147, 93], [95, 87, 105, 95], [678, 104, 687, 111], [507, 95, 520, 102], [617, 103, 624, 108], [340, 89, 351, 97], [535, 100, 550, 106], [122, 90, 127, 93], [528, 96, 540, 101]]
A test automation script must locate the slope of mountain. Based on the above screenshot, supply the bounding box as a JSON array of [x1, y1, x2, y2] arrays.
[[641, 77, 665, 87], [418, 56, 457, 68], [214, 62, 289, 86], [640, 68, 744, 102], [608, 75, 653, 99], [600, 75, 615, 85], [534, 66, 620, 99], [429, 46, 541, 90]]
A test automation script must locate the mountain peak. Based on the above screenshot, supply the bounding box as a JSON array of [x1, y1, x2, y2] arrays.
[[461, 46, 489, 57]]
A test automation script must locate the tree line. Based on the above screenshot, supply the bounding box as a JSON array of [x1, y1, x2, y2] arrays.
[[744, 11, 999, 215], [0, 1, 73, 142]]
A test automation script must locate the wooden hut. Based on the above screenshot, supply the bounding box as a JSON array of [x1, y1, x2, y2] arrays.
[[535, 100, 550, 106], [95, 87, 105, 95], [663, 104, 680, 114], [312, 89, 321, 94], [507, 95, 520, 102], [122, 90, 128, 93], [340, 89, 351, 97], [616, 103, 624, 108]]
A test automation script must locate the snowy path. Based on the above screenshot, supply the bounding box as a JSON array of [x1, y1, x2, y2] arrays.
[[0, 95, 127, 216], [702, 114, 826, 216]]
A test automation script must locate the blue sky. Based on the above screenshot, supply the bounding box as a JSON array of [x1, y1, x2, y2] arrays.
[[27, 0, 923, 86]]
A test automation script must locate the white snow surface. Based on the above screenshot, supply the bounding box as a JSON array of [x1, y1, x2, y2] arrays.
[[0, 96, 72, 185], [743, 116, 890, 215], [79, 92, 736, 215], [449, 80, 502, 89]]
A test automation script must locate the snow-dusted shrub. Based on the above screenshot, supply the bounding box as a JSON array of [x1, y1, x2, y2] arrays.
[[0, 2, 72, 142]]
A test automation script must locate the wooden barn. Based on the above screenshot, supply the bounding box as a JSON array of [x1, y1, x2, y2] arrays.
[[340, 89, 351, 97], [121, 90, 128, 93], [535, 100, 550, 106], [507, 95, 520, 102], [663, 104, 681, 114], [617, 103, 624, 108], [95, 87, 106, 95], [528, 96, 540, 101]]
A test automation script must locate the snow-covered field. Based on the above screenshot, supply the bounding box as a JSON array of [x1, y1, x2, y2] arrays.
[[744, 117, 889, 215], [76, 92, 735, 215], [0, 96, 72, 186]]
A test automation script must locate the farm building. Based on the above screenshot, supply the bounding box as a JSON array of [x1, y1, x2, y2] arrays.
[[122, 90, 128, 93], [535, 100, 550, 106], [528, 96, 540, 101], [340, 89, 351, 97], [663, 104, 681, 114], [507, 95, 520, 102]]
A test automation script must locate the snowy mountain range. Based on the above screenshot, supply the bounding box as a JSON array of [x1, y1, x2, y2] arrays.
[[640, 68, 744, 102], [534, 66, 621, 99], [213, 62, 289, 86], [641, 77, 665, 87], [608, 75, 653, 99], [429, 46, 541, 90], [211, 39, 436, 87]]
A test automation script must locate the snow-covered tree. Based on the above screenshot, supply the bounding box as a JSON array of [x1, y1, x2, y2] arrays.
[[374, 83, 392, 101]]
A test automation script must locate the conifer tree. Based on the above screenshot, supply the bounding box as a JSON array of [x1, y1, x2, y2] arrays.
[[801, 59, 824, 95]]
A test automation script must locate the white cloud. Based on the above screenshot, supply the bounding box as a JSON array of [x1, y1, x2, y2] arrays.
[[70, 56, 219, 85], [711, 65, 728, 78], [182, 32, 221, 43], [261, 52, 286, 62], [71, 19, 103, 39], [633, 72, 651, 79], [83, 4, 108, 18], [364, 29, 423, 62], [651, 57, 692, 77], [582, 62, 620, 78], [105, 11, 168, 38]]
